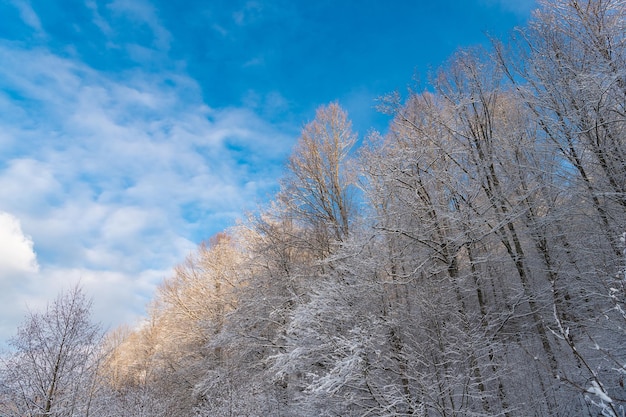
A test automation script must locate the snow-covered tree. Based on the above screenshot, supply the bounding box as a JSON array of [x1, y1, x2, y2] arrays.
[[0, 286, 103, 417], [280, 102, 358, 257]]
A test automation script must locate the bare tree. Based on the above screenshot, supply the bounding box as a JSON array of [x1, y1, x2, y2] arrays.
[[492, 1, 626, 413], [281, 102, 358, 256], [0, 285, 103, 417], [497, 0, 626, 256]]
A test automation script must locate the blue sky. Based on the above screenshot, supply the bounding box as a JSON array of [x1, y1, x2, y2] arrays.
[[0, 0, 536, 342]]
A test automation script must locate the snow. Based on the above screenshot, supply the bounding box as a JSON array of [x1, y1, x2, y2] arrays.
[[586, 380, 613, 404]]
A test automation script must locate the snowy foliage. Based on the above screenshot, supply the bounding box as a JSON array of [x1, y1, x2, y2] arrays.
[[2, 1, 626, 416]]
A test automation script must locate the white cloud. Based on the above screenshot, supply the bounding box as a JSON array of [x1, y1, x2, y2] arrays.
[[0, 159, 62, 215], [0, 211, 38, 275], [0, 41, 294, 343], [0, 211, 38, 344]]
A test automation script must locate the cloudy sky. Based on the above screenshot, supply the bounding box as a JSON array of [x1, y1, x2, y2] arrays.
[[0, 0, 536, 343]]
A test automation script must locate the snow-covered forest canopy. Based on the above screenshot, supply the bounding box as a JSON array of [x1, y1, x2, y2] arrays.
[[2, 0, 626, 415]]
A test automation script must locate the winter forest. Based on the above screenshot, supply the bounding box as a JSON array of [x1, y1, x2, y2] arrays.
[[2, 0, 626, 415]]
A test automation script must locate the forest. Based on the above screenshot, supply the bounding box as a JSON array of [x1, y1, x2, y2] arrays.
[[1, 0, 625, 415]]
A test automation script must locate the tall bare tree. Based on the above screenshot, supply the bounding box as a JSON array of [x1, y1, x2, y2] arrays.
[[281, 102, 357, 255]]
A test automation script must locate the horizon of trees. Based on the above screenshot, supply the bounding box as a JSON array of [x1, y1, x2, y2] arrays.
[[2, 0, 625, 415]]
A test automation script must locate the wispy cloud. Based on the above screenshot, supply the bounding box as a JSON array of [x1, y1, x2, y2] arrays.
[[232, 1, 263, 26], [480, 0, 538, 17], [0, 40, 294, 341], [86, 0, 113, 37], [107, 0, 172, 51], [8, 0, 44, 37]]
